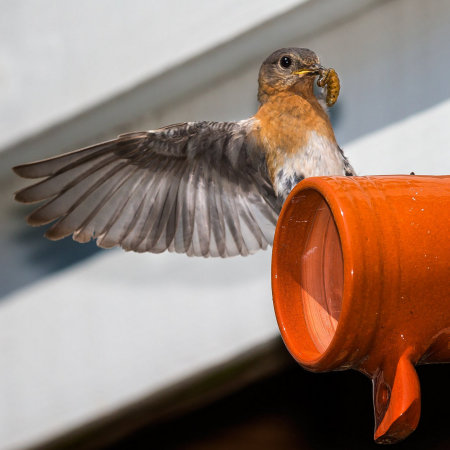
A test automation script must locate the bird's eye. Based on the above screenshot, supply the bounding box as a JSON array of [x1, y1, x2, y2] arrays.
[[279, 56, 292, 68]]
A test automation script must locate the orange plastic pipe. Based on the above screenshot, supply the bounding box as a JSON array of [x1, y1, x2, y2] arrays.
[[271, 175, 450, 444]]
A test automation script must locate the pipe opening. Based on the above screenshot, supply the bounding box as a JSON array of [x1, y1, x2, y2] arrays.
[[300, 196, 343, 354], [273, 189, 344, 363]]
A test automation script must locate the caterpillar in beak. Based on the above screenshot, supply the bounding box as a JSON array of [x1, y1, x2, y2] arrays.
[[317, 68, 340, 107]]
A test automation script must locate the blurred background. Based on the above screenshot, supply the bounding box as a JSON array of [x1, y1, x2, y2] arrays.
[[1, 0, 449, 448]]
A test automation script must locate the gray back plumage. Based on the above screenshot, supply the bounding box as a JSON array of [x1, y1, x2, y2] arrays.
[[14, 120, 282, 257]]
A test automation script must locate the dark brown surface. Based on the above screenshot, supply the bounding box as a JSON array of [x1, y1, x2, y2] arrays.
[[108, 361, 449, 450]]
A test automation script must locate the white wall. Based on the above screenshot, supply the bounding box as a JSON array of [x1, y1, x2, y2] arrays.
[[0, 0, 304, 150], [0, 250, 277, 448]]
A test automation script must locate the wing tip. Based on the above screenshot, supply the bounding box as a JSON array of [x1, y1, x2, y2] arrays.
[[14, 186, 43, 204], [44, 226, 71, 241], [12, 165, 23, 177], [12, 163, 42, 179], [12, 164, 28, 177], [28, 217, 52, 228], [14, 189, 28, 203], [44, 231, 64, 241]]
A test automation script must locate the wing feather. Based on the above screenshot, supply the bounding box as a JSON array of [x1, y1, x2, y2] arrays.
[[13, 120, 282, 257], [120, 160, 173, 252], [137, 159, 183, 252], [46, 163, 134, 240], [219, 162, 246, 257], [208, 167, 226, 257], [100, 172, 155, 249], [13, 140, 115, 179], [95, 169, 149, 248]]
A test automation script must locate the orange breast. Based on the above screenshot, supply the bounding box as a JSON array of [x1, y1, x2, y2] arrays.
[[254, 92, 336, 183]]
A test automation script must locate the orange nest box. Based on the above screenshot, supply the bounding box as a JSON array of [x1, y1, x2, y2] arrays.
[[271, 175, 450, 444]]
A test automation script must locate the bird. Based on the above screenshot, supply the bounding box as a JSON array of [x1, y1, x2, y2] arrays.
[[13, 48, 355, 258]]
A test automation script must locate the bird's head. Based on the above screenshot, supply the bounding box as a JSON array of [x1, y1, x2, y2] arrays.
[[257, 48, 323, 104]]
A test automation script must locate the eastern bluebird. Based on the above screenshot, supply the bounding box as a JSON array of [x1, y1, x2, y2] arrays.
[[13, 48, 354, 257]]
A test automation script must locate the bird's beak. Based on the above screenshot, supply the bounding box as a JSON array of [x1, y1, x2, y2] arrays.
[[293, 65, 323, 77]]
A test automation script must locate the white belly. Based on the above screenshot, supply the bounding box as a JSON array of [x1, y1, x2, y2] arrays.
[[274, 131, 347, 198]]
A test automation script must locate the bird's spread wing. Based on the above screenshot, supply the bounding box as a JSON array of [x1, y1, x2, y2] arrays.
[[14, 120, 282, 257]]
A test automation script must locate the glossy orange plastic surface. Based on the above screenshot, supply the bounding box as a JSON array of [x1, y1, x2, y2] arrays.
[[272, 175, 450, 444]]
